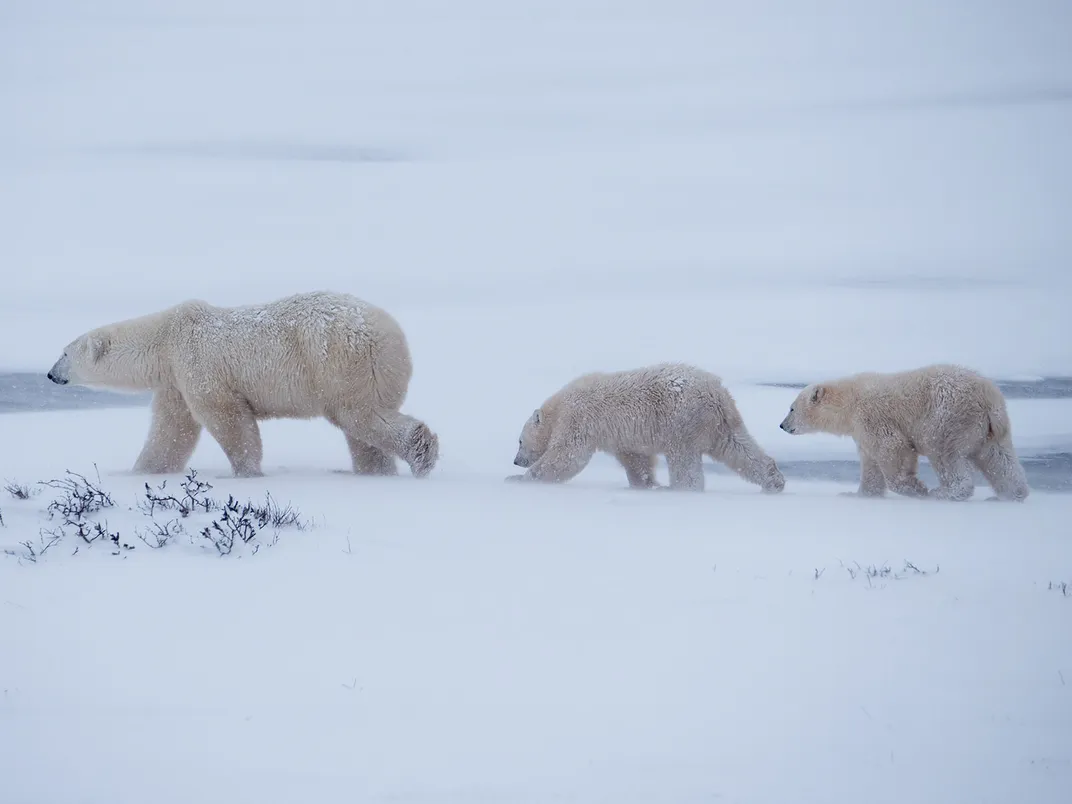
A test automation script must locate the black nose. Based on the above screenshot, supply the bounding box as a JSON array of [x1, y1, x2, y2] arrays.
[[513, 458, 522, 466], [47, 372, 53, 381]]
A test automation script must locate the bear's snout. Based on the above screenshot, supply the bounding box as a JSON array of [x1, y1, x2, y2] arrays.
[[779, 419, 795, 434], [47, 353, 72, 385]]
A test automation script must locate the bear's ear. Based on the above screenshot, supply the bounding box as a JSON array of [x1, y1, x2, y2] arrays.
[[531, 408, 542, 426], [89, 334, 111, 362], [810, 385, 825, 404]]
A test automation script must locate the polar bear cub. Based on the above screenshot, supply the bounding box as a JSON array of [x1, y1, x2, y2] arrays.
[[778, 363, 1028, 501], [509, 362, 785, 493], [46, 291, 439, 479]]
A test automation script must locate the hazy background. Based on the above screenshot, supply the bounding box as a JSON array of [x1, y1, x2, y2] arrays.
[[2, 0, 1071, 379]]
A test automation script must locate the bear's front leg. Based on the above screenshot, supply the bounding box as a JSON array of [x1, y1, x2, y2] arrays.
[[844, 450, 887, 498], [615, 451, 658, 489], [665, 447, 704, 492], [133, 387, 203, 474], [191, 398, 265, 478], [856, 430, 929, 499], [524, 441, 595, 484]]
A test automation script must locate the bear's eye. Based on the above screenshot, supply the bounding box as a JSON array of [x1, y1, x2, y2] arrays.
[[790, 406, 795, 413]]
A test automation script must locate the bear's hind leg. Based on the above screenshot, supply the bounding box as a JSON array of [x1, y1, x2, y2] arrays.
[[337, 409, 439, 478], [192, 400, 264, 478], [710, 430, 785, 493], [346, 436, 398, 476], [615, 451, 657, 488], [971, 440, 1029, 502], [929, 450, 976, 501], [666, 447, 704, 492], [133, 387, 202, 474], [401, 419, 439, 478]]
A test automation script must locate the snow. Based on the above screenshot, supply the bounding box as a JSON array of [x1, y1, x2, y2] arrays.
[[2, 408, 1071, 803], [2, 0, 1072, 802]]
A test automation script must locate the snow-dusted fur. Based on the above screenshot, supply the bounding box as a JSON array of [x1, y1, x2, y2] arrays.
[[46, 291, 439, 479], [510, 363, 785, 493], [778, 364, 1028, 502]]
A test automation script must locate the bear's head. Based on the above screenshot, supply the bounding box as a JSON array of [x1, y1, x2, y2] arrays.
[[779, 383, 832, 435], [47, 330, 114, 387], [513, 407, 552, 468]]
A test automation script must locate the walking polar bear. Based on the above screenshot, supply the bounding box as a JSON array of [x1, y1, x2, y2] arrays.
[[509, 362, 786, 493], [778, 363, 1028, 501], [46, 291, 439, 479]]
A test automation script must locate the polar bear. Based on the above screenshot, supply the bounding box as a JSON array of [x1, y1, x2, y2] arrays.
[[46, 291, 439, 479], [508, 363, 785, 493], [778, 364, 1028, 502]]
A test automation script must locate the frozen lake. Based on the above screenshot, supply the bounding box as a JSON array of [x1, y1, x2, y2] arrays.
[[4, 370, 1070, 491]]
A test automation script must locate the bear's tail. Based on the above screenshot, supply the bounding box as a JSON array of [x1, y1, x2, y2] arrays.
[[983, 383, 1011, 442]]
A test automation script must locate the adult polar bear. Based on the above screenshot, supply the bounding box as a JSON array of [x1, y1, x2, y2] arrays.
[[509, 362, 786, 493], [778, 364, 1028, 501], [46, 291, 439, 479]]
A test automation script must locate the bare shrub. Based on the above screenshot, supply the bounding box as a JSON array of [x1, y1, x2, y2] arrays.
[[840, 559, 939, 588], [139, 469, 219, 518], [41, 467, 114, 525], [5, 480, 38, 501], [14, 465, 306, 561], [3, 531, 63, 564], [201, 496, 259, 555], [199, 493, 304, 556], [136, 518, 185, 549], [248, 492, 307, 530]]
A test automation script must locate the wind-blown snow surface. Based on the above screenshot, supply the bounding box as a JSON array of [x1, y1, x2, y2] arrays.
[[2, 1, 1072, 802], [2, 408, 1072, 804]]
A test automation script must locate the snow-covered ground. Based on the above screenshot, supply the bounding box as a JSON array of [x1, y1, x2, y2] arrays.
[[2, 1, 1072, 802]]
